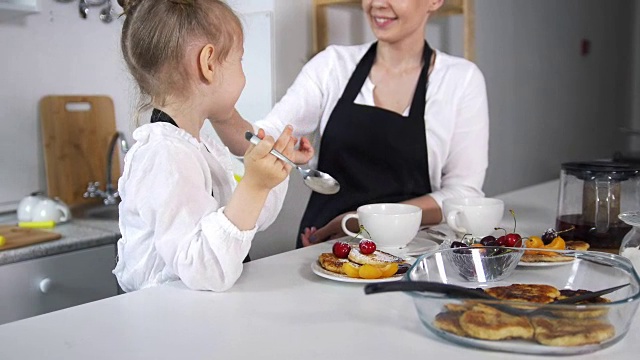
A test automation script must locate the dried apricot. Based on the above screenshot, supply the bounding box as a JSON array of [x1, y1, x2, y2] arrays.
[[342, 263, 361, 278], [379, 263, 399, 278], [545, 236, 566, 250], [359, 264, 383, 279], [525, 236, 544, 249]]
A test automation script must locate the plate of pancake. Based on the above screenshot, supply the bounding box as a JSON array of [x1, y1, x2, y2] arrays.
[[312, 246, 414, 283], [518, 241, 590, 266]]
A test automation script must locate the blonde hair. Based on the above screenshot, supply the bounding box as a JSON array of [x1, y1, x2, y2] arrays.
[[118, 0, 243, 125]]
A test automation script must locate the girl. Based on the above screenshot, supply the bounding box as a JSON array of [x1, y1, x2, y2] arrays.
[[112, 0, 294, 292]]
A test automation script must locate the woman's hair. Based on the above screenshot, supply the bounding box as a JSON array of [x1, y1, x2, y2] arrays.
[[117, 0, 243, 125]]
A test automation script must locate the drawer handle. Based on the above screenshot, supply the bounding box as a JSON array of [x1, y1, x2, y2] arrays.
[[39, 278, 52, 293]]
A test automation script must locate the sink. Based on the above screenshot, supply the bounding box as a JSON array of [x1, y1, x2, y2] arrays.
[[74, 204, 119, 221]]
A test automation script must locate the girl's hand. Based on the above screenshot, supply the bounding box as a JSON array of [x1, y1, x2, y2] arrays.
[[242, 127, 294, 191]]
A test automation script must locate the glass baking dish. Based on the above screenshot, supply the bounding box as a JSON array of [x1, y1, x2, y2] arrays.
[[405, 247, 640, 355]]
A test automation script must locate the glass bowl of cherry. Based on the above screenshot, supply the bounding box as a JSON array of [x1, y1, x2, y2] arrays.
[[441, 211, 525, 281]]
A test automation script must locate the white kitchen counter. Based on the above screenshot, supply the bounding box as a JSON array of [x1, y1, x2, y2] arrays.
[[0, 180, 638, 360]]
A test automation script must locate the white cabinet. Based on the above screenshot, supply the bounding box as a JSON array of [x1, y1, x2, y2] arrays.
[[0, 245, 118, 325], [0, 0, 39, 13]]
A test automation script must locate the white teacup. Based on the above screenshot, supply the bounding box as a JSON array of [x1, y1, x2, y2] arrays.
[[341, 203, 422, 249], [442, 197, 504, 237], [30, 199, 71, 223]]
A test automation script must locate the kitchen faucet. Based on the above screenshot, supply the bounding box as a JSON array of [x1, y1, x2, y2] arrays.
[[84, 131, 129, 205]]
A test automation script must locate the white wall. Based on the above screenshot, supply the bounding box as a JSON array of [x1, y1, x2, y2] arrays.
[[0, 1, 132, 211], [477, 0, 634, 196]]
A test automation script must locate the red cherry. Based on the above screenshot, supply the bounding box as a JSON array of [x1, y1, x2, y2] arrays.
[[496, 236, 507, 246], [359, 239, 377, 255], [505, 233, 522, 247], [332, 241, 351, 258]]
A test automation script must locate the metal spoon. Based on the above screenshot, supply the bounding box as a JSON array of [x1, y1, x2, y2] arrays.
[[364, 281, 630, 316], [244, 132, 340, 195]]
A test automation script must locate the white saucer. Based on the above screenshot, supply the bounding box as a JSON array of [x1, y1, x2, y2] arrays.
[[393, 236, 439, 256], [420, 224, 457, 243]]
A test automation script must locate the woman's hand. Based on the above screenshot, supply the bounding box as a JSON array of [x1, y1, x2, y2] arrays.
[[293, 136, 314, 165], [300, 212, 358, 247]]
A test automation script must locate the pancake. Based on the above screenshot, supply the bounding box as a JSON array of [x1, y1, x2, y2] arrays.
[[444, 302, 475, 313], [531, 316, 615, 346], [484, 284, 560, 304], [433, 311, 467, 336], [565, 241, 590, 251], [347, 247, 404, 266], [520, 254, 575, 263], [318, 253, 354, 274], [458, 304, 534, 341], [550, 289, 611, 319]]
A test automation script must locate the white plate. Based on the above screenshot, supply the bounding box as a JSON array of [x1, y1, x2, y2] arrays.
[[518, 258, 577, 267], [311, 261, 407, 283], [396, 236, 439, 256]]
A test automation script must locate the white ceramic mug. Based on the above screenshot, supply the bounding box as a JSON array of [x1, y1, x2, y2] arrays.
[[30, 198, 71, 223], [341, 203, 422, 249], [442, 197, 504, 237]]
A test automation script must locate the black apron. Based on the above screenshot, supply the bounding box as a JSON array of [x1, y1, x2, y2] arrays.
[[151, 109, 251, 263], [296, 42, 433, 248]]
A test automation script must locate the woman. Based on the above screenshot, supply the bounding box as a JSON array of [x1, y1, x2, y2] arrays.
[[213, 0, 489, 247]]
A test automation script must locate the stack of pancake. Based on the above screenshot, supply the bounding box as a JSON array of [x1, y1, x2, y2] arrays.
[[520, 240, 590, 263], [318, 246, 406, 275], [433, 283, 615, 347]]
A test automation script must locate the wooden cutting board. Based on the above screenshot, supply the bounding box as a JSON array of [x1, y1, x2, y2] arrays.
[[40, 95, 120, 207], [0, 226, 62, 251]]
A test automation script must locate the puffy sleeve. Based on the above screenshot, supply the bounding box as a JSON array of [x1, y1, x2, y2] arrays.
[[129, 141, 255, 291], [254, 174, 288, 231], [429, 64, 489, 215], [254, 49, 331, 138]]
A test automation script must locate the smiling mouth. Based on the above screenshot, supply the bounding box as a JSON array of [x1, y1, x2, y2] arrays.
[[372, 16, 397, 27]]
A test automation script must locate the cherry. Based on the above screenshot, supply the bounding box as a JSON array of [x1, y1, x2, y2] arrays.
[[495, 210, 522, 247], [332, 241, 351, 258], [450, 241, 468, 248], [450, 241, 472, 254], [359, 239, 377, 255], [505, 233, 521, 247], [480, 235, 497, 246], [541, 228, 557, 245], [541, 226, 574, 245]]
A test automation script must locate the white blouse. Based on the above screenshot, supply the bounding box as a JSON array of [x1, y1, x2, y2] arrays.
[[254, 42, 489, 217], [113, 123, 288, 292]]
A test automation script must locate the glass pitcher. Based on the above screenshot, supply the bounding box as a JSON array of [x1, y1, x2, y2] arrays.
[[556, 161, 640, 249]]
